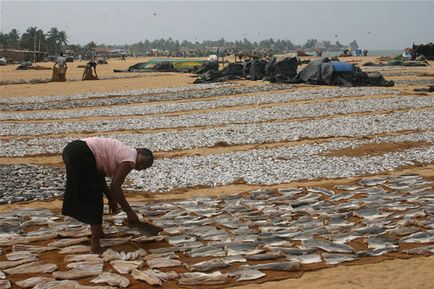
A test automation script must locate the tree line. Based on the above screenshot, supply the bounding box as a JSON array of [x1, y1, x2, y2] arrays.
[[0, 26, 359, 56]]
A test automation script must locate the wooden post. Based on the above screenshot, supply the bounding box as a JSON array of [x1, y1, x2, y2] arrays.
[[33, 30, 37, 63]]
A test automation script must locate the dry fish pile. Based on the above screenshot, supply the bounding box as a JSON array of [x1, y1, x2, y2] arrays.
[[0, 174, 433, 288]]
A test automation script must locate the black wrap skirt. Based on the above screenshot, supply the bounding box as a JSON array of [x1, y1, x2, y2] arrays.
[[62, 140, 104, 224]]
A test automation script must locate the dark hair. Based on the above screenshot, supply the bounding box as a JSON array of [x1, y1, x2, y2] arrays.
[[136, 148, 154, 167], [60, 52, 64, 56]]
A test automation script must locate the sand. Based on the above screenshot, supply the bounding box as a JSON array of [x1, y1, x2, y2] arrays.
[[1, 55, 433, 289]]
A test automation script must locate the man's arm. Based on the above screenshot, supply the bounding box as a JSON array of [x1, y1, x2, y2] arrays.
[[110, 162, 138, 222]]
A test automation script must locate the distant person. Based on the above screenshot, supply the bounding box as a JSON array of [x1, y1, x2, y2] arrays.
[[121, 54, 126, 61], [53, 52, 68, 81], [61, 137, 154, 253], [82, 60, 98, 80], [78, 54, 83, 61]]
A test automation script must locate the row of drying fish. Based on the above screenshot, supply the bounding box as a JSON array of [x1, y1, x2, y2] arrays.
[[1, 109, 433, 158], [0, 173, 433, 287], [3, 94, 432, 136], [1, 87, 397, 120], [1, 130, 433, 202]]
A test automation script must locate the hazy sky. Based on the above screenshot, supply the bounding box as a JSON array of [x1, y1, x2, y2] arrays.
[[1, 1, 433, 49]]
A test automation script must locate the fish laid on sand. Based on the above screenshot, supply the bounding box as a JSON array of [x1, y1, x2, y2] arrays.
[[12, 244, 55, 254], [100, 237, 131, 248], [5, 251, 36, 261], [52, 269, 100, 280], [131, 268, 162, 286], [187, 258, 230, 272], [59, 245, 90, 254], [400, 232, 434, 243], [288, 253, 322, 264], [322, 253, 358, 265], [230, 269, 266, 281], [179, 271, 228, 285], [146, 257, 183, 269], [91, 272, 130, 288], [48, 237, 88, 248], [64, 254, 101, 263], [303, 239, 354, 253], [15, 277, 55, 288], [110, 260, 144, 274], [3, 261, 57, 275], [0, 280, 11, 289], [66, 260, 103, 272], [0, 256, 38, 270], [241, 261, 300, 271], [102, 248, 146, 262]]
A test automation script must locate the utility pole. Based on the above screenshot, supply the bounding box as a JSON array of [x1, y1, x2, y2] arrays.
[[33, 30, 37, 63]]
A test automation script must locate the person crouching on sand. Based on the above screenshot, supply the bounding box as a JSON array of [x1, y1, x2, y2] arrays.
[[61, 137, 154, 253]]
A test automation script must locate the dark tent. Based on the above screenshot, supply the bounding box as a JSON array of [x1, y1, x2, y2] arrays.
[[244, 60, 267, 80], [295, 57, 394, 87], [264, 55, 299, 83], [193, 61, 219, 74]]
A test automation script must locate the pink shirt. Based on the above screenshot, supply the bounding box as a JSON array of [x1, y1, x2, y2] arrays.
[[83, 137, 137, 177]]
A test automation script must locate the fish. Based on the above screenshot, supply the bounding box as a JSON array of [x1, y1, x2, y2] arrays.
[[5, 251, 36, 261], [241, 261, 300, 271], [144, 252, 178, 260], [66, 260, 103, 273], [268, 247, 317, 255], [230, 269, 266, 281], [102, 248, 146, 262], [32, 280, 79, 289], [52, 269, 99, 280], [354, 208, 391, 220], [131, 268, 161, 286], [146, 257, 182, 269], [307, 187, 335, 196], [0, 256, 38, 270], [100, 237, 131, 248], [151, 269, 179, 281], [14, 276, 55, 288], [358, 247, 397, 257], [64, 254, 101, 263], [110, 260, 144, 274], [12, 244, 55, 254], [322, 253, 358, 265], [334, 184, 361, 191], [168, 234, 197, 245], [225, 242, 263, 256], [352, 226, 385, 236], [0, 280, 11, 289], [187, 258, 230, 272], [57, 229, 90, 238], [246, 253, 283, 261], [0, 271, 4, 279], [367, 237, 398, 250], [3, 261, 57, 275], [400, 232, 434, 243], [91, 272, 130, 288], [132, 235, 165, 243], [303, 239, 354, 253], [187, 246, 226, 257], [358, 178, 387, 186], [287, 253, 322, 264], [402, 245, 434, 255], [48, 237, 88, 248], [58, 245, 90, 254], [179, 271, 228, 285]]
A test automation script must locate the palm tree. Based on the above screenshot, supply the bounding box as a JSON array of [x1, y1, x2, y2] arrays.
[[47, 27, 59, 54], [57, 30, 68, 52]]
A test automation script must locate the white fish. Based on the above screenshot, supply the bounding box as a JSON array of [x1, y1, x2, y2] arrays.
[[0, 256, 38, 270], [14, 276, 55, 288], [64, 254, 101, 263], [102, 248, 146, 262], [288, 253, 322, 264], [3, 261, 57, 275], [12, 244, 55, 254], [32, 280, 79, 289], [48, 237, 88, 248], [151, 269, 179, 281], [52, 269, 99, 280], [323, 253, 358, 265], [91, 272, 130, 288], [179, 271, 228, 285], [110, 260, 143, 274], [241, 261, 300, 271], [5, 251, 36, 261], [66, 260, 103, 273], [147, 257, 182, 269], [58, 229, 90, 238], [100, 237, 131, 248], [400, 232, 434, 243], [0, 280, 11, 289], [187, 258, 230, 272], [131, 268, 161, 286], [59, 245, 90, 254], [0, 271, 4, 279], [132, 235, 165, 243], [230, 269, 266, 281]]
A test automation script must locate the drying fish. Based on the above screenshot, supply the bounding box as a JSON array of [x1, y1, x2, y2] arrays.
[[352, 226, 385, 235], [58, 229, 90, 238], [110, 260, 143, 274], [358, 247, 397, 257], [151, 269, 179, 281], [230, 269, 266, 282], [102, 248, 146, 262], [146, 257, 182, 269], [5, 251, 36, 261], [66, 260, 103, 272], [225, 242, 263, 256], [187, 258, 230, 272], [144, 252, 178, 260], [32, 280, 79, 289], [187, 246, 225, 257], [400, 232, 434, 243], [241, 261, 300, 271], [358, 178, 387, 186], [354, 208, 391, 220], [59, 245, 90, 254], [3, 261, 57, 275], [247, 253, 283, 260], [91, 272, 130, 288], [179, 271, 228, 285], [307, 187, 335, 196], [268, 247, 317, 255], [100, 237, 131, 248], [131, 268, 161, 286], [0, 280, 11, 288], [287, 253, 322, 264], [367, 237, 398, 249], [0, 272, 4, 279], [64, 254, 101, 263], [12, 244, 55, 254], [0, 256, 38, 270], [132, 235, 165, 243], [402, 245, 434, 255], [303, 239, 354, 253], [334, 184, 361, 191], [15, 276, 55, 288], [48, 237, 88, 248], [52, 269, 100, 280], [322, 253, 358, 265]]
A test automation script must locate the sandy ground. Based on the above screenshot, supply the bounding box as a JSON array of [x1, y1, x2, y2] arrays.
[[1, 56, 433, 289]]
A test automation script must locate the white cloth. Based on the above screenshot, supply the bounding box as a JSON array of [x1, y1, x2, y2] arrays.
[[56, 56, 66, 67]]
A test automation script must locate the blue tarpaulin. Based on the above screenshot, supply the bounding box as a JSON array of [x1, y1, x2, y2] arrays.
[[331, 61, 354, 72]]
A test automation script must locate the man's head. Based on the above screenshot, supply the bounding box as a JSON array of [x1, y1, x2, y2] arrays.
[[60, 52, 64, 57], [135, 148, 154, 171]]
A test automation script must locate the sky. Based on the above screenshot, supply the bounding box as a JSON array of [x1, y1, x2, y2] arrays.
[[1, 1, 433, 50]]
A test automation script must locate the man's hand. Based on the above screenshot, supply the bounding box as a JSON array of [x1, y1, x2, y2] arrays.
[[127, 210, 139, 224]]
